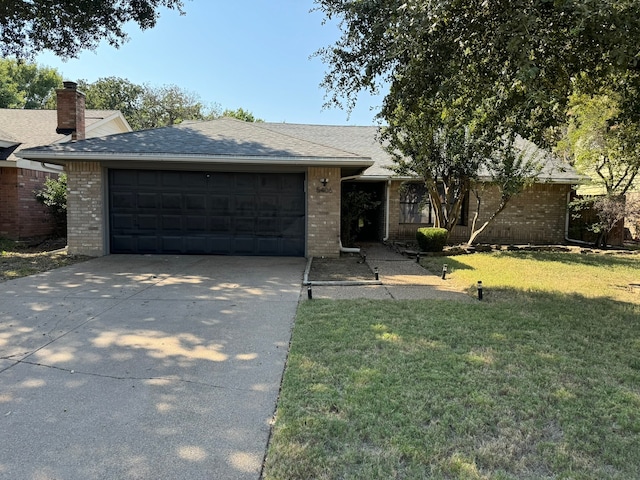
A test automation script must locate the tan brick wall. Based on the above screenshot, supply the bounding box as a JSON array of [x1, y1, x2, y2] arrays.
[[307, 167, 341, 257], [66, 162, 105, 256], [390, 180, 571, 245], [0, 167, 58, 240]]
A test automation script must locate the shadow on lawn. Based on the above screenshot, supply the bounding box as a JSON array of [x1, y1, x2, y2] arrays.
[[498, 250, 640, 269]]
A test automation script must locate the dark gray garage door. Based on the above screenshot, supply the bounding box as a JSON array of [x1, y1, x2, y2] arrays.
[[109, 170, 305, 256]]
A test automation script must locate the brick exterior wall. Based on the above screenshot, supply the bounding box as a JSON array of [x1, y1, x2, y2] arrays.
[[66, 162, 105, 256], [0, 167, 58, 240], [307, 167, 341, 257], [389, 180, 571, 245]]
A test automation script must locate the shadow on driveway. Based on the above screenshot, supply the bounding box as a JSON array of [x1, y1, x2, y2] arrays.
[[0, 255, 305, 480]]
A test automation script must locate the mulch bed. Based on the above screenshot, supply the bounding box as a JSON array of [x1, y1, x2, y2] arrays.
[[308, 253, 374, 282]]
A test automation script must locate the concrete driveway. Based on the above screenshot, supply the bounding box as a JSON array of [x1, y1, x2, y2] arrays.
[[0, 255, 305, 480]]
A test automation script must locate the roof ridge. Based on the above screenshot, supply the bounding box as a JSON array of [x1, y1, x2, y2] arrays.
[[252, 120, 371, 158]]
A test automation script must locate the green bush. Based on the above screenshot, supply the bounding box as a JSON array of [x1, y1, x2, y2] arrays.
[[34, 173, 67, 236], [416, 227, 448, 252]]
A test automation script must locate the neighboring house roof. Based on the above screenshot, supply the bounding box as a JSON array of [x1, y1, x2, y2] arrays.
[[0, 108, 132, 163], [17, 118, 374, 172]]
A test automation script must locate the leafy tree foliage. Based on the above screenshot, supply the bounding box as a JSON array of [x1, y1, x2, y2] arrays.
[[316, 0, 640, 243], [557, 90, 640, 246], [222, 108, 263, 123], [0, 0, 185, 59], [78, 78, 220, 130], [34, 173, 67, 237], [557, 90, 640, 196], [77, 77, 145, 126], [136, 84, 218, 129], [0, 58, 62, 108], [316, 0, 640, 142]]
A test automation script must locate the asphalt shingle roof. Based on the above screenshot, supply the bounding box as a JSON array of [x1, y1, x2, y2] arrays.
[[0, 109, 121, 161], [17, 116, 580, 183], [22, 117, 370, 161]]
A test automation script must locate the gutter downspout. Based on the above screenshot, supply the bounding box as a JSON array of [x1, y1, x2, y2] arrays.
[[383, 179, 391, 241]]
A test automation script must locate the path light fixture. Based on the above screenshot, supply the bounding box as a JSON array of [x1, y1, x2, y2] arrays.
[[307, 285, 313, 300], [442, 264, 448, 280], [477, 281, 483, 301], [374, 267, 379, 281], [416, 253, 420, 263]]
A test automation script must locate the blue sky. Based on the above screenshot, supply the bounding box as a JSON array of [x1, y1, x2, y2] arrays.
[[35, 0, 385, 125]]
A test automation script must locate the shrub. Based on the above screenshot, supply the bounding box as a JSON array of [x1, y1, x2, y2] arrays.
[[416, 227, 448, 252], [34, 173, 67, 237]]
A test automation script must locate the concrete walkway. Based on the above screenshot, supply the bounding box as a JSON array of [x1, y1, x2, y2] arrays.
[[308, 243, 474, 301], [0, 255, 305, 480]]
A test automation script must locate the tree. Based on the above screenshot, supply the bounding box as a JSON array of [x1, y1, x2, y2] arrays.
[[558, 91, 640, 197], [34, 173, 67, 237], [382, 104, 490, 235], [78, 77, 145, 128], [315, 0, 640, 144], [136, 84, 219, 128], [383, 104, 541, 243], [316, 0, 640, 244], [557, 90, 640, 246], [0, 58, 62, 108], [467, 137, 542, 245], [78, 78, 220, 130], [222, 108, 263, 123], [0, 0, 185, 59]]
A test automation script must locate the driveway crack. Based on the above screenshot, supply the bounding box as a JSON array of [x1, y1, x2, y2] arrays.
[[9, 359, 253, 391]]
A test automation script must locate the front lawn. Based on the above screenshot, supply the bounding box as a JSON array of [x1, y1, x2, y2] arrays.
[[263, 251, 640, 479]]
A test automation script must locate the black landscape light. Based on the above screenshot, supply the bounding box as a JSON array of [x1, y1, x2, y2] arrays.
[[477, 281, 483, 301], [307, 285, 313, 300], [374, 267, 379, 281], [442, 264, 448, 280]]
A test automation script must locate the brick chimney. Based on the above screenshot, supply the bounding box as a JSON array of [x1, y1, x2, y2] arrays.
[[56, 81, 86, 141]]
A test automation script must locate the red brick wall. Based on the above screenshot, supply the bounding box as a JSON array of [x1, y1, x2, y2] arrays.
[[0, 167, 59, 240]]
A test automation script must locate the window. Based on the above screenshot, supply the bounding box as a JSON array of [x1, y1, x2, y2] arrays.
[[399, 182, 468, 226], [400, 183, 435, 224]]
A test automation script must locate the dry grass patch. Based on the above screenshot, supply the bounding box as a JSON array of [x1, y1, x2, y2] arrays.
[[0, 238, 90, 282]]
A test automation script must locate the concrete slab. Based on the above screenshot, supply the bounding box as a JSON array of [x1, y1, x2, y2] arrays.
[[0, 255, 305, 480]]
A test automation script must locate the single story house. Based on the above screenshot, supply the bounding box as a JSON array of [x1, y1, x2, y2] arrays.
[[0, 87, 131, 240], [17, 82, 581, 257]]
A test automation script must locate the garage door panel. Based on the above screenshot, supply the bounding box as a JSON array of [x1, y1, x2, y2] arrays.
[[186, 194, 207, 210], [137, 193, 158, 208], [111, 192, 135, 208], [112, 214, 134, 230], [109, 170, 305, 255], [162, 215, 183, 231], [186, 216, 207, 231], [210, 216, 231, 232], [138, 215, 159, 230]]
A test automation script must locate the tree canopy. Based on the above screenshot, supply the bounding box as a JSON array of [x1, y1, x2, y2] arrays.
[[0, 58, 62, 108], [0, 0, 185, 59], [316, 0, 640, 143]]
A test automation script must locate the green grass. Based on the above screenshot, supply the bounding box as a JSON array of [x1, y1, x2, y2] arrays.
[[264, 252, 640, 479]]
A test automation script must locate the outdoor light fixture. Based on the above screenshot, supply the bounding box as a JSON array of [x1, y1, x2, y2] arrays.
[[316, 177, 332, 193], [442, 264, 448, 280]]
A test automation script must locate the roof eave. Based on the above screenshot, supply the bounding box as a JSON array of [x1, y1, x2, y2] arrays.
[[15, 151, 374, 168]]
